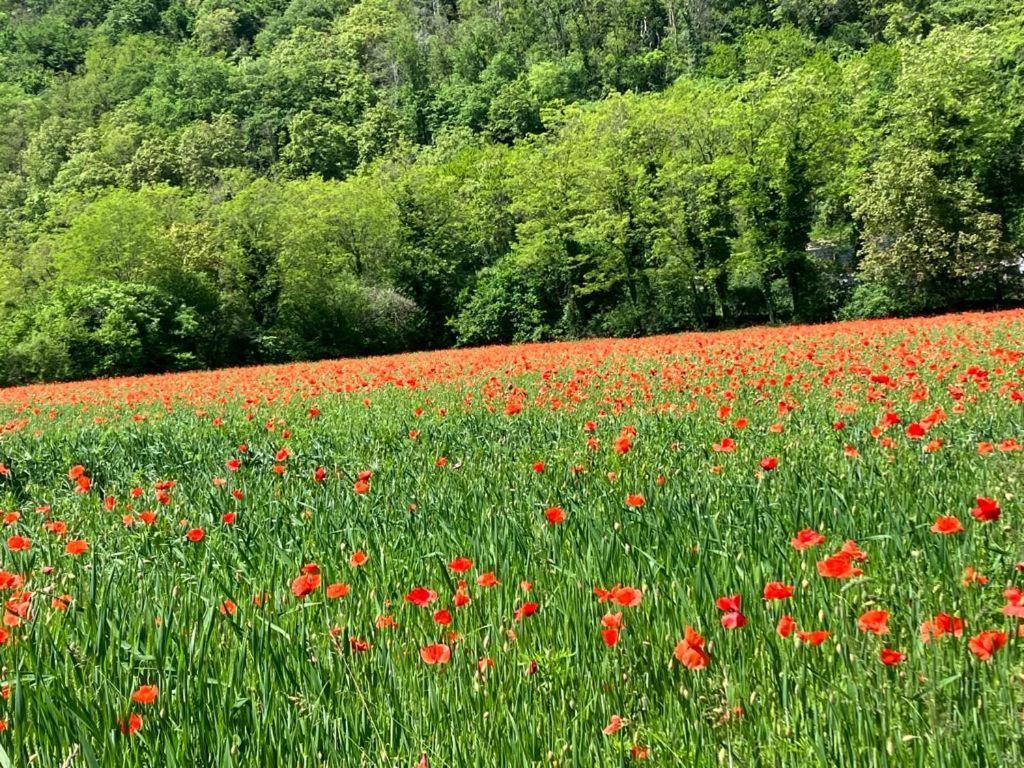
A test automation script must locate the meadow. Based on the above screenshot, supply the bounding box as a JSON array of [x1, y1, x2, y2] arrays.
[[0, 311, 1023, 767]]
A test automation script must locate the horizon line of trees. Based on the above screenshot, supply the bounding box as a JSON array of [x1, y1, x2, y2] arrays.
[[2, 0, 1023, 385]]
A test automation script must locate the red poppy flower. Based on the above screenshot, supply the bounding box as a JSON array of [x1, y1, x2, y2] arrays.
[[797, 630, 830, 645], [610, 586, 643, 607], [715, 594, 742, 612], [840, 540, 867, 561], [1002, 588, 1024, 618], [930, 516, 964, 534], [514, 602, 539, 621], [674, 625, 710, 670], [763, 582, 794, 600], [857, 609, 890, 635], [971, 497, 1001, 522], [880, 648, 906, 666], [420, 643, 451, 665], [53, 594, 72, 611], [476, 572, 499, 588], [759, 457, 778, 471], [186, 527, 205, 543], [544, 506, 566, 525], [602, 612, 623, 629], [0, 573, 21, 590], [905, 422, 926, 439], [920, 612, 964, 642], [625, 493, 645, 508], [601, 628, 620, 648], [816, 551, 862, 579], [721, 611, 747, 629], [962, 566, 988, 587], [790, 529, 825, 550], [349, 550, 368, 567], [969, 630, 1008, 661], [119, 713, 143, 736], [433, 609, 452, 626], [777, 614, 797, 637], [290, 573, 321, 598], [65, 539, 88, 556], [448, 557, 473, 573], [602, 714, 624, 735], [6, 536, 29, 552], [880, 411, 901, 428], [405, 586, 438, 607], [326, 583, 350, 599], [131, 684, 159, 705]]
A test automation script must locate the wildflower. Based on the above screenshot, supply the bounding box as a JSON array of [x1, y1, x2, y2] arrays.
[[969, 630, 1008, 661], [131, 685, 159, 705], [880, 648, 906, 666], [791, 529, 825, 550], [930, 516, 964, 534], [674, 626, 710, 670], [420, 643, 451, 665]]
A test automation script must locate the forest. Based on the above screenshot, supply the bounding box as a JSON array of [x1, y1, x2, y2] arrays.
[[1, 0, 1023, 384]]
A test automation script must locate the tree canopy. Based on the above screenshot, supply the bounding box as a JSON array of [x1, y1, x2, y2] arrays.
[[2, 0, 1023, 384]]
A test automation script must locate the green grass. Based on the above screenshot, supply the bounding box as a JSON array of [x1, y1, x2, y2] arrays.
[[0, 313, 1023, 766]]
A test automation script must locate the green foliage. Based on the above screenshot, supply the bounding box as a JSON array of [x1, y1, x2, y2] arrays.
[[1, 0, 1024, 383], [450, 258, 549, 345], [854, 148, 1013, 314], [0, 281, 205, 385]]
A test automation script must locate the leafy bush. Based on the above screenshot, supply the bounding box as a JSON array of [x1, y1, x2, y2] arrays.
[[451, 260, 549, 346], [0, 282, 206, 385]]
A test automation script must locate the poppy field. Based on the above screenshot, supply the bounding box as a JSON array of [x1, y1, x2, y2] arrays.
[[1, 311, 1024, 767]]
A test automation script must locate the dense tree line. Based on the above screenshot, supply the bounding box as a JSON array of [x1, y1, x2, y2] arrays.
[[1, 0, 1023, 384]]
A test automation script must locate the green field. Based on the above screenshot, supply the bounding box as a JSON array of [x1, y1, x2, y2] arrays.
[[0, 312, 1023, 767]]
